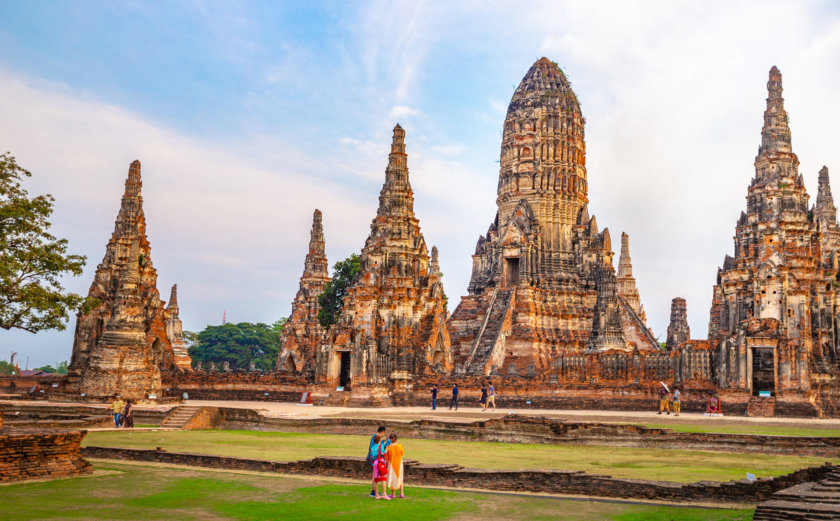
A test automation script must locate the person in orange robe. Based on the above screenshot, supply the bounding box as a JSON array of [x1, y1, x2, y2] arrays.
[[385, 433, 405, 498]]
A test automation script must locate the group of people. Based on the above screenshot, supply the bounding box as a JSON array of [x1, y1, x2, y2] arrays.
[[367, 426, 405, 500], [656, 384, 724, 416], [429, 382, 496, 411], [110, 394, 134, 428], [657, 383, 682, 416]]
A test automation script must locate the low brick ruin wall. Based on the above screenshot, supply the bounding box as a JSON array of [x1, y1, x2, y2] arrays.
[[81, 445, 836, 504], [0, 428, 92, 482], [218, 410, 840, 457]]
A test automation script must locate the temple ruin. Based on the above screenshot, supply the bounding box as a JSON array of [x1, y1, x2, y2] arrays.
[[447, 57, 658, 378], [68, 160, 191, 401], [666, 297, 690, 351], [276, 209, 330, 377], [312, 125, 451, 404], [705, 66, 840, 416]]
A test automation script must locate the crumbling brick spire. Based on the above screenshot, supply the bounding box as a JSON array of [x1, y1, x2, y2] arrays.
[[304, 209, 328, 278], [276, 209, 331, 374], [69, 160, 192, 399], [759, 66, 793, 158], [666, 297, 690, 351], [616, 232, 646, 322], [376, 124, 414, 220], [166, 284, 179, 312], [815, 166, 837, 225], [430, 245, 440, 276]]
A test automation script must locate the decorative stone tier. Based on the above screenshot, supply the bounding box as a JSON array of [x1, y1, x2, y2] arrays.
[[82, 445, 835, 504], [0, 428, 92, 482], [754, 467, 840, 520]]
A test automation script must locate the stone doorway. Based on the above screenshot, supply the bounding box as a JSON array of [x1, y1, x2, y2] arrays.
[[504, 257, 520, 287], [752, 346, 775, 395], [338, 351, 351, 389]]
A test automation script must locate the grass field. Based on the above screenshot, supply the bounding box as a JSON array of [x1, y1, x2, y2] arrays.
[[640, 423, 840, 437], [1, 462, 755, 521], [83, 429, 834, 483]]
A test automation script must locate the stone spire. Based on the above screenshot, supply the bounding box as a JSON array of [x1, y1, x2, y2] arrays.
[[69, 160, 191, 399], [666, 297, 690, 351], [758, 66, 793, 158], [815, 166, 837, 225], [430, 245, 440, 276], [276, 209, 331, 374], [315, 125, 452, 395], [375, 124, 414, 220], [166, 284, 179, 312], [616, 232, 646, 322], [303, 209, 328, 278]]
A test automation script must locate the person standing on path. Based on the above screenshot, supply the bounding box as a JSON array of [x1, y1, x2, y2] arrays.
[[487, 382, 496, 411], [431, 384, 438, 410], [111, 395, 124, 427], [657, 383, 670, 415], [479, 384, 488, 411], [122, 399, 134, 428], [450, 384, 459, 410], [672, 387, 681, 416]]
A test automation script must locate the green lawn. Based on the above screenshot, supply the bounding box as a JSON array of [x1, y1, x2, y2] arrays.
[[1, 462, 754, 521], [641, 423, 840, 437], [83, 429, 833, 483]]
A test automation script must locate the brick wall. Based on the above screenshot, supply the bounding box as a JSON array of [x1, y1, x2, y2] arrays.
[[0, 428, 92, 482]]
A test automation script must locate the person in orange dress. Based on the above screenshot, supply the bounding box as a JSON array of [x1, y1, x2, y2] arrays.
[[385, 433, 405, 498]]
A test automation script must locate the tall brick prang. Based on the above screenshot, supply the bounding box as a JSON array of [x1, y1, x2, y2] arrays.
[[448, 58, 658, 377], [666, 297, 690, 351], [314, 125, 451, 402], [277, 209, 330, 376], [68, 160, 191, 401]]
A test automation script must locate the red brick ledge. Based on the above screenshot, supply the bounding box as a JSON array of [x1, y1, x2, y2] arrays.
[[81, 445, 836, 504]]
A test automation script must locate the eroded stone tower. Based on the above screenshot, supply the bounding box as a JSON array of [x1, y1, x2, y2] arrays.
[[448, 58, 658, 377], [666, 297, 690, 351], [708, 67, 840, 414], [276, 209, 330, 376], [68, 160, 190, 400], [314, 125, 451, 403]]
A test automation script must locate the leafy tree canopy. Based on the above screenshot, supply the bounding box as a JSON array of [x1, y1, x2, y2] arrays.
[[0, 153, 87, 333], [318, 253, 361, 328], [33, 361, 69, 374], [0, 360, 18, 375], [187, 318, 287, 372]]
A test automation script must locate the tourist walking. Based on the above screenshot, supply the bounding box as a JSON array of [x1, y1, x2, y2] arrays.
[[122, 399, 134, 428], [487, 381, 496, 411], [367, 426, 390, 498], [385, 433, 405, 498], [479, 384, 488, 411], [431, 384, 438, 410], [657, 383, 670, 415], [449, 384, 459, 410], [111, 395, 125, 427], [672, 387, 681, 416]]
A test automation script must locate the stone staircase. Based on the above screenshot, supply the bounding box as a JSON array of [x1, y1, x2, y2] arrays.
[[160, 405, 203, 429], [747, 396, 776, 417], [754, 468, 840, 520], [465, 289, 513, 374]]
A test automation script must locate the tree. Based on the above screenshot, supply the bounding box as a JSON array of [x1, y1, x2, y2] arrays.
[[0, 360, 18, 375], [187, 320, 287, 372], [0, 153, 87, 333], [33, 361, 68, 374], [318, 253, 361, 327]]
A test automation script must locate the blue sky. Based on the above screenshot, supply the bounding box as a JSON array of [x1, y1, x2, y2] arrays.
[[1, 1, 840, 367]]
